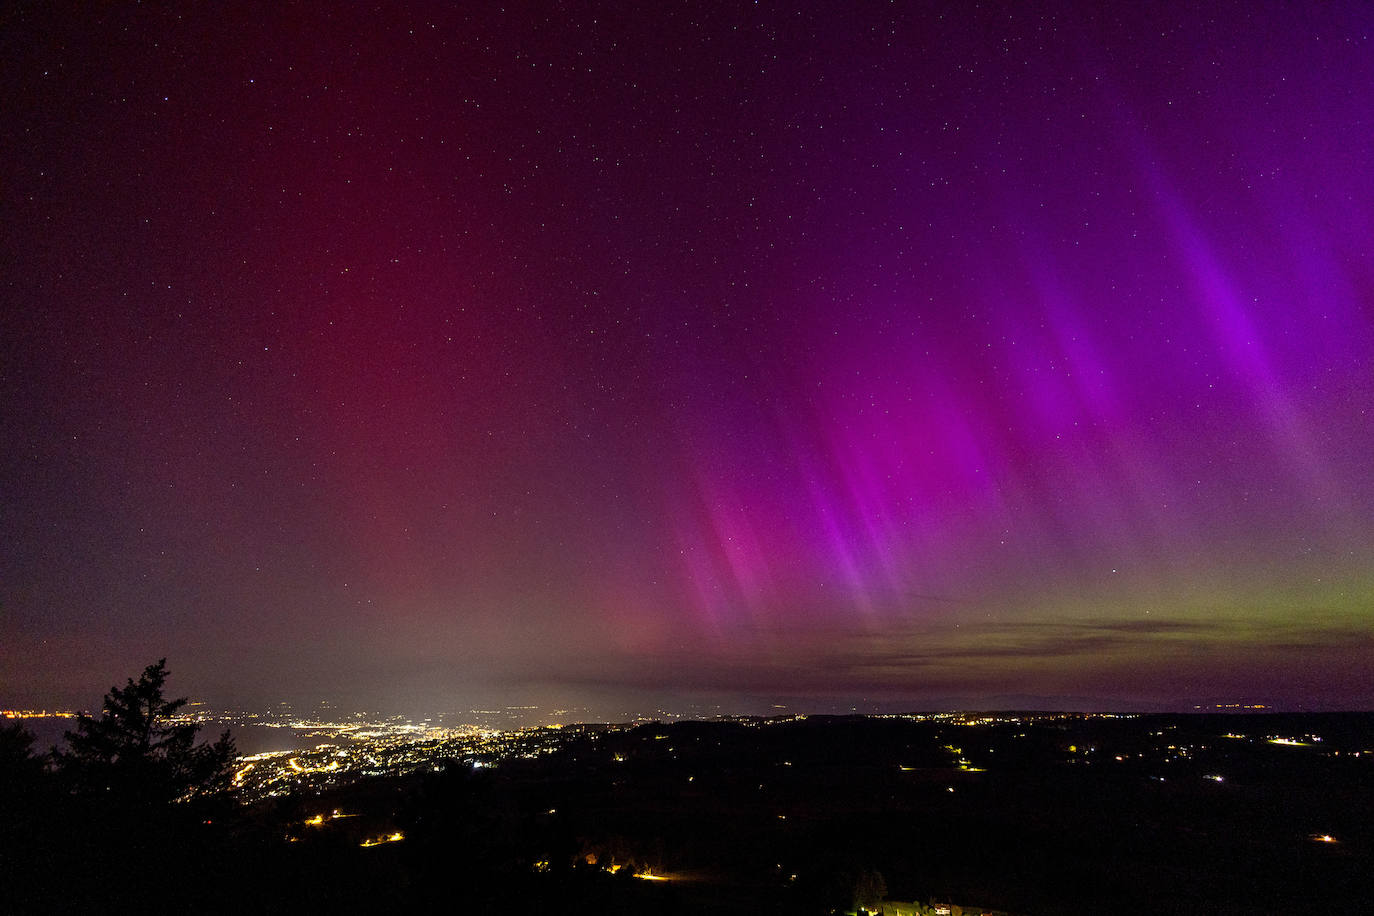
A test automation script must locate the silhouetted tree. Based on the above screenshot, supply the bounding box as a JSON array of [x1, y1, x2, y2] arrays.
[[29, 662, 242, 912], [0, 721, 44, 781], [0, 722, 63, 910], [55, 658, 235, 803]]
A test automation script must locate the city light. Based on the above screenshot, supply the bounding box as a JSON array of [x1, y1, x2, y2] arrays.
[[360, 832, 404, 848]]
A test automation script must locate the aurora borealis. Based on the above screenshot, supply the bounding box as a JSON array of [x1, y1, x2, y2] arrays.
[[3, 3, 1372, 714]]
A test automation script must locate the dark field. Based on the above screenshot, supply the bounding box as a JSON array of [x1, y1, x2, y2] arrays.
[[4, 713, 1370, 914]]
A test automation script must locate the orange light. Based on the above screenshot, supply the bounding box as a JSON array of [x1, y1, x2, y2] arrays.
[[360, 831, 404, 848]]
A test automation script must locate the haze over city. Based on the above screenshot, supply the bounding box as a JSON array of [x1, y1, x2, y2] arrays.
[[3, 2, 1372, 717]]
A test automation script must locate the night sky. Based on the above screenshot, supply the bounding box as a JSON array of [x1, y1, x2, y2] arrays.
[[3, 3, 1372, 716]]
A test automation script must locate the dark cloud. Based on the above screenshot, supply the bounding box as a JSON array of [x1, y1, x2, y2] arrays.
[[537, 614, 1374, 708]]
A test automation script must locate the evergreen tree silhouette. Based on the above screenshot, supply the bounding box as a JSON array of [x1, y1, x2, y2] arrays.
[[56, 658, 235, 802]]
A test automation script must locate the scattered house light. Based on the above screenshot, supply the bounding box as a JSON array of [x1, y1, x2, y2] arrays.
[[360, 831, 404, 848]]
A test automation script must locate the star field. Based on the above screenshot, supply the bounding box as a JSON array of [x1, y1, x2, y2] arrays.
[[3, 3, 1372, 714]]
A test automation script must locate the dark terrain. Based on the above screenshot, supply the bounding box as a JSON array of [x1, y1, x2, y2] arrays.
[[4, 713, 1371, 914]]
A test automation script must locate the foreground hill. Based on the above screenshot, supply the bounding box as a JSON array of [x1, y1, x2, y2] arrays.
[[6, 712, 1371, 914]]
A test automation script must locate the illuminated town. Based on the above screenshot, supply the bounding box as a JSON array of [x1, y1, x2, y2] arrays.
[[206, 707, 1371, 810], [4, 702, 1371, 913], [11, 703, 1369, 808]]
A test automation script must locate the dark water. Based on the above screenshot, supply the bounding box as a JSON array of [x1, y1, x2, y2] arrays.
[[216, 724, 348, 756], [11, 717, 336, 758], [11, 717, 76, 755]]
